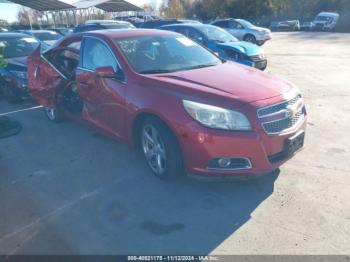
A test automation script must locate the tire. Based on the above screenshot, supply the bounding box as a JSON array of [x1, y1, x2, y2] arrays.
[[244, 34, 257, 44], [2, 84, 20, 104], [140, 117, 183, 179], [44, 107, 64, 123]]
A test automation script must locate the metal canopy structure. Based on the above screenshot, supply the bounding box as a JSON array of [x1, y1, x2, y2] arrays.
[[74, 0, 142, 12], [5, 0, 75, 11]]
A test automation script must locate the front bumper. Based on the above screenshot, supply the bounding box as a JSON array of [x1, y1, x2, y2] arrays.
[[255, 33, 272, 42], [176, 98, 307, 178], [253, 59, 267, 70]]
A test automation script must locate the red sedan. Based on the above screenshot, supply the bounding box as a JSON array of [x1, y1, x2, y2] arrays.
[[28, 29, 307, 179]]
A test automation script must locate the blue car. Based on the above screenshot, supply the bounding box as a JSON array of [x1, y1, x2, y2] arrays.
[[0, 33, 40, 102], [161, 24, 267, 70], [15, 30, 62, 50]]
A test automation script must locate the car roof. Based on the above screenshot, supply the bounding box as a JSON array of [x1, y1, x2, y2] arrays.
[[317, 12, 339, 17], [85, 20, 131, 24], [162, 23, 216, 29], [212, 18, 235, 22], [24, 30, 59, 33], [80, 29, 177, 39], [0, 32, 35, 39]]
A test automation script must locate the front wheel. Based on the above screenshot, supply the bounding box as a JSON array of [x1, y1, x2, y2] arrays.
[[44, 107, 64, 123], [141, 117, 183, 179], [2, 85, 20, 104], [244, 34, 257, 44]]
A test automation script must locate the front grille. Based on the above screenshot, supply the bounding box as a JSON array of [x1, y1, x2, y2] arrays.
[[258, 94, 306, 135], [258, 94, 302, 118], [254, 60, 267, 70], [250, 54, 264, 62], [262, 109, 304, 134]]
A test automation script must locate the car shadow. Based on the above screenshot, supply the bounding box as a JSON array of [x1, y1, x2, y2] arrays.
[[0, 104, 280, 255], [101, 169, 280, 254]]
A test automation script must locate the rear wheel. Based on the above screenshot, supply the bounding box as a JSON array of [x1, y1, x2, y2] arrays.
[[141, 117, 183, 179], [44, 107, 64, 123]]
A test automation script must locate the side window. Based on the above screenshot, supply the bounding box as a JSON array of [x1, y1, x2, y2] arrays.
[[82, 37, 118, 71], [230, 21, 243, 29], [67, 40, 81, 50], [188, 29, 204, 44], [214, 21, 229, 28], [175, 27, 189, 37]]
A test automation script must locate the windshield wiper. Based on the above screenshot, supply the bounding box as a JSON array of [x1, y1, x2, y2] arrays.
[[185, 63, 219, 70], [139, 69, 173, 74]]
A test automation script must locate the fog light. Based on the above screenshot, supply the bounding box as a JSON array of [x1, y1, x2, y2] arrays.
[[208, 158, 252, 170], [218, 158, 231, 168]]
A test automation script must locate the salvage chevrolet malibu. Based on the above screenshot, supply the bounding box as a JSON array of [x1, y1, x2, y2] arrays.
[[28, 30, 307, 179]]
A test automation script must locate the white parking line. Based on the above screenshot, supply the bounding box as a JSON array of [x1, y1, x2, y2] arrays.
[[0, 105, 43, 117]]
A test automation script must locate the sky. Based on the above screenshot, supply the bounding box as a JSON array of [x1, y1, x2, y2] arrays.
[[0, 0, 156, 23]]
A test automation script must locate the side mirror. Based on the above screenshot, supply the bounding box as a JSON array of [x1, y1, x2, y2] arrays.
[[95, 66, 116, 78]]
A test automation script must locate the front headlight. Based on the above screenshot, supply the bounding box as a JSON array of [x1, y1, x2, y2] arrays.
[[12, 71, 28, 79], [183, 100, 252, 131]]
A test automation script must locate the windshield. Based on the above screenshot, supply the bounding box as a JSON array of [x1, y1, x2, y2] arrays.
[[236, 19, 255, 28], [197, 26, 238, 43], [315, 16, 332, 22], [115, 35, 222, 74], [0, 37, 39, 58], [33, 32, 62, 41]]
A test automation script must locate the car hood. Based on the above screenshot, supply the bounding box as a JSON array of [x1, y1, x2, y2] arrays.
[[6, 56, 28, 71], [43, 40, 56, 46], [216, 41, 262, 55], [144, 62, 294, 105]]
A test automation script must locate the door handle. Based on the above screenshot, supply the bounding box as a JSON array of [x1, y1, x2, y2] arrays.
[[80, 82, 91, 88]]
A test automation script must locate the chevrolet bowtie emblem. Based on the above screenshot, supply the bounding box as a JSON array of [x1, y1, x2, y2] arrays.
[[286, 100, 303, 118]]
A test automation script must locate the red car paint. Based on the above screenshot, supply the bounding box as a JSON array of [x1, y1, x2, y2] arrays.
[[28, 30, 306, 177]]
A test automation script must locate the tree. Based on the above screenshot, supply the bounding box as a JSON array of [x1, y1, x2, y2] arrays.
[[17, 7, 38, 26], [160, 0, 185, 18]]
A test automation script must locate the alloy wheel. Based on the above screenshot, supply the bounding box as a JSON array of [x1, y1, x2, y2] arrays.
[[45, 107, 56, 121], [142, 124, 167, 176]]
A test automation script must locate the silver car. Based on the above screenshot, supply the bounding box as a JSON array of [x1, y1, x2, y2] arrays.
[[210, 18, 272, 46]]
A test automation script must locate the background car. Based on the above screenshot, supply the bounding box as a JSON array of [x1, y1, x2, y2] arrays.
[[270, 20, 300, 31], [0, 33, 39, 102], [162, 24, 267, 70], [210, 18, 272, 45], [300, 21, 314, 31], [73, 20, 135, 33], [313, 12, 340, 31], [138, 19, 194, 29], [50, 27, 73, 36], [16, 30, 62, 49]]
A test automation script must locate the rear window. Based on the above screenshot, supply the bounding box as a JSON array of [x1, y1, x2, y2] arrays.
[[0, 37, 39, 58], [33, 32, 62, 41], [103, 23, 134, 29]]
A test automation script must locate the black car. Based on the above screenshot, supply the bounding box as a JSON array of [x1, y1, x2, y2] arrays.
[[50, 28, 73, 36], [73, 21, 135, 33], [0, 33, 40, 102], [138, 19, 191, 29], [270, 20, 300, 31]]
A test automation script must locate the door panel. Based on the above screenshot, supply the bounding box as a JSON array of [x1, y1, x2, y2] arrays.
[[76, 37, 126, 138], [76, 69, 126, 139], [28, 47, 66, 107]]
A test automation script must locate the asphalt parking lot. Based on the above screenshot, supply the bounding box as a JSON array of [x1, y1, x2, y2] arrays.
[[0, 32, 349, 255]]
